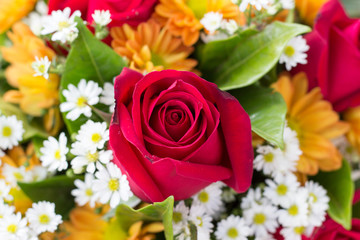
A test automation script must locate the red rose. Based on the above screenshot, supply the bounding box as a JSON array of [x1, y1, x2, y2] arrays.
[[293, 0, 360, 112], [109, 68, 253, 202], [48, 0, 157, 27]]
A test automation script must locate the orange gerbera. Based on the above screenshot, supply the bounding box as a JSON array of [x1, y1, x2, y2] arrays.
[[0, 0, 36, 33], [111, 19, 198, 74], [343, 106, 360, 154], [153, 0, 241, 46], [272, 73, 349, 175], [295, 0, 329, 25], [59, 205, 109, 240], [1, 22, 60, 117]]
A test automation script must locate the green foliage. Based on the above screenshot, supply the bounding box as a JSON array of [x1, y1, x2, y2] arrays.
[[312, 160, 355, 230], [198, 21, 311, 90], [0, 98, 48, 141], [105, 196, 174, 240], [60, 17, 126, 135], [18, 175, 81, 218], [230, 84, 287, 148]]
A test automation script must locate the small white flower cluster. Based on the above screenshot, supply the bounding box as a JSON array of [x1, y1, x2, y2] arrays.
[[32, 56, 52, 80], [41, 7, 81, 43], [0, 201, 62, 240], [239, 174, 329, 240], [2, 164, 48, 187], [72, 162, 133, 209], [232, 0, 294, 12], [279, 35, 309, 71], [23, 0, 48, 36], [92, 10, 112, 27], [0, 114, 24, 158], [200, 12, 239, 43], [100, 81, 116, 113], [254, 125, 302, 177]]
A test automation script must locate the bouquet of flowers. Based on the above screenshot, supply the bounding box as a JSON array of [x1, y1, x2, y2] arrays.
[[0, 0, 359, 239]]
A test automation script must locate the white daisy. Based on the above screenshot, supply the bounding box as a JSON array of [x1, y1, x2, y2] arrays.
[[60, 79, 103, 121], [24, 1, 49, 35], [189, 204, 213, 239], [41, 7, 81, 43], [277, 188, 309, 227], [215, 215, 251, 240], [100, 82, 115, 113], [200, 12, 223, 34], [221, 19, 238, 35], [29, 166, 48, 182], [32, 56, 51, 80], [243, 202, 279, 238], [0, 115, 24, 150], [92, 10, 112, 27], [0, 148, 4, 157], [241, 187, 268, 209], [0, 180, 13, 201], [2, 164, 32, 187], [173, 201, 189, 234], [0, 212, 28, 240], [71, 142, 113, 173], [280, 226, 306, 240], [263, 173, 300, 207], [192, 183, 224, 218], [40, 132, 69, 172], [26, 201, 62, 234], [75, 120, 109, 150], [200, 32, 228, 43], [333, 136, 360, 163], [221, 187, 237, 203], [71, 174, 97, 208], [278, 126, 302, 173], [279, 36, 309, 71], [93, 162, 133, 208], [254, 145, 284, 176], [239, 0, 271, 12], [305, 181, 329, 226], [280, 0, 295, 9], [0, 201, 15, 219]]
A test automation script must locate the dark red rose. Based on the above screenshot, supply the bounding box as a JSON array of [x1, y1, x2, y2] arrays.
[[293, 0, 360, 112], [48, 0, 157, 27], [109, 68, 253, 202]]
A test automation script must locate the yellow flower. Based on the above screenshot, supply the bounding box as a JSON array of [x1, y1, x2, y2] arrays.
[[344, 106, 360, 154], [111, 19, 198, 74], [0, 144, 40, 213], [153, 0, 241, 46], [295, 0, 329, 26], [127, 221, 164, 240], [1, 22, 59, 117], [0, 0, 36, 34], [272, 73, 349, 175], [59, 205, 109, 240]]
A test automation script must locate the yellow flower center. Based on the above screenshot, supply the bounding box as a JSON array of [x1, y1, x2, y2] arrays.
[[85, 188, 93, 197], [151, 52, 164, 67], [58, 21, 70, 30], [173, 212, 182, 223], [39, 214, 50, 224], [187, 0, 207, 19], [13, 172, 24, 181], [253, 213, 266, 225], [288, 205, 299, 216], [76, 96, 87, 107], [309, 192, 318, 203], [196, 216, 203, 227], [54, 149, 61, 160], [2, 126, 12, 137], [7, 224, 17, 233], [294, 226, 305, 235], [284, 46, 296, 57], [91, 133, 101, 143], [198, 191, 209, 203], [276, 184, 288, 196], [108, 178, 119, 191], [227, 227, 238, 238], [86, 151, 99, 162], [264, 153, 274, 163]]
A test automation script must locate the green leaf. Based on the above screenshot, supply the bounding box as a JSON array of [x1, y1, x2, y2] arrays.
[[189, 222, 198, 240], [60, 17, 126, 135], [105, 196, 174, 240], [199, 21, 311, 90], [18, 175, 80, 218], [0, 98, 48, 140], [312, 160, 354, 230], [230, 85, 287, 148]]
